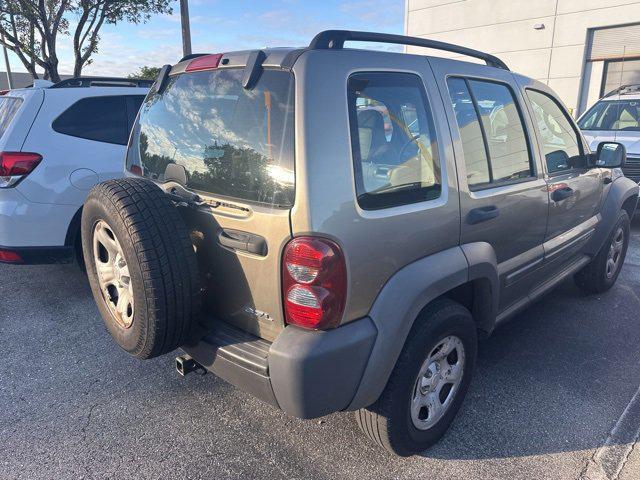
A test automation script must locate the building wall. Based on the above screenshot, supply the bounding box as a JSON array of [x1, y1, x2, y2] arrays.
[[405, 0, 640, 116]]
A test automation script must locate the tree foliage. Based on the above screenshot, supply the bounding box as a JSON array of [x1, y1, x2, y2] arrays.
[[128, 65, 160, 80], [0, 1, 172, 82]]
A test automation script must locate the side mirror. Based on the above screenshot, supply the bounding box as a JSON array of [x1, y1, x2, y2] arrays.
[[594, 141, 626, 168]]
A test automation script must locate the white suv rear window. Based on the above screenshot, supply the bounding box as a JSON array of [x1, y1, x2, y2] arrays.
[[0, 97, 22, 140]]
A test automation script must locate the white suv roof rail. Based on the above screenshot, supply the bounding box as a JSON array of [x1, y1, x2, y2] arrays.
[[50, 77, 154, 89]]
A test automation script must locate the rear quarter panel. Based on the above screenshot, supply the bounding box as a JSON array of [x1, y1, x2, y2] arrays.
[[0, 89, 44, 151], [290, 49, 461, 324], [17, 88, 139, 205]]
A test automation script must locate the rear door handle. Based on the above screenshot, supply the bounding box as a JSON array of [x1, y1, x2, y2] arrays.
[[551, 186, 574, 202], [218, 229, 267, 256], [467, 205, 500, 225]]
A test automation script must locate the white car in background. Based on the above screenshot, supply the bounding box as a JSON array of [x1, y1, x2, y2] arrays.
[[578, 85, 640, 184], [0, 77, 150, 264]]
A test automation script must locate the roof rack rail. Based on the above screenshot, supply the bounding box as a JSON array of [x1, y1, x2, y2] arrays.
[[179, 53, 208, 62], [50, 77, 153, 89], [603, 84, 640, 98], [308, 30, 509, 70]]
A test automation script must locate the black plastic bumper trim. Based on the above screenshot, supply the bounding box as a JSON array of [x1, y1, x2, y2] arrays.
[[181, 320, 278, 408]]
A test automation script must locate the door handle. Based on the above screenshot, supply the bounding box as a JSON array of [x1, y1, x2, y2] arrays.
[[218, 229, 267, 256], [467, 205, 500, 225], [551, 186, 574, 202]]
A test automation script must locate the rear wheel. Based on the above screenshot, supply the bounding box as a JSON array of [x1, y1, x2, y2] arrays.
[[355, 299, 477, 456], [575, 210, 630, 294], [81, 178, 200, 359]]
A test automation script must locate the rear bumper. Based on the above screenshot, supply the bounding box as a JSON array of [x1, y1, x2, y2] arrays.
[[0, 187, 79, 254], [182, 317, 377, 419]]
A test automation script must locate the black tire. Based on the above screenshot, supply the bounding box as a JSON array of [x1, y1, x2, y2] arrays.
[[81, 178, 200, 359], [575, 210, 630, 294], [355, 299, 477, 456]]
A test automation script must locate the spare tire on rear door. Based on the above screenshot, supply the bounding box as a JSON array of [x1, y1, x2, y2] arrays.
[[81, 178, 201, 359]]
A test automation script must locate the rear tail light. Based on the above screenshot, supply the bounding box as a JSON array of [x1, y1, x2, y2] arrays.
[[282, 237, 347, 330], [0, 152, 42, 188], [0, 249, 22, 263], [185, 53, 223, 72]]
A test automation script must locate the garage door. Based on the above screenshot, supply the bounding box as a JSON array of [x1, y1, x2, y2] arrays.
[[590, 23, 640, 61], [588, 23, 640, 96]]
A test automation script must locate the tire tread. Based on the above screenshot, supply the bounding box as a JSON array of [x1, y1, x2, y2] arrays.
[[84, 178, 200, 359]]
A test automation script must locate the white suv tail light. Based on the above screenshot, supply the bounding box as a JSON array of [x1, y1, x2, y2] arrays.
[[0, 152, 42, 188]]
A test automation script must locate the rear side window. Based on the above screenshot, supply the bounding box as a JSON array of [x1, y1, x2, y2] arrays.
[[129, 69, 295, 208], [347, 72, 441, 210], [447, 77, 533, 189], [53, 96, 130, 145], [0, 97, 22, 140]]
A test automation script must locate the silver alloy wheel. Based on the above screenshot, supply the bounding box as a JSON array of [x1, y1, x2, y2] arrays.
[[93, 220, 134, 328], [411, 335, 465, 430], [606, 226, 625, 279]]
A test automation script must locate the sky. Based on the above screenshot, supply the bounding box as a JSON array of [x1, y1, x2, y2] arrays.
[[5, 0, 405, 77]]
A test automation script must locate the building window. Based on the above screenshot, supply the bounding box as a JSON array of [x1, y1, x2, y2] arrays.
[[601, 58, 640, 97]]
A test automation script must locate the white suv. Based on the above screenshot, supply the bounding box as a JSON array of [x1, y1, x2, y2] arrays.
[[578, 84, 640, 184], [0, 77, 149, 264]]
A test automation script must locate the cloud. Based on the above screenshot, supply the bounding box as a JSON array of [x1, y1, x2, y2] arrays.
[[136, 28, 177, 40], [4, 0, 405, 77]]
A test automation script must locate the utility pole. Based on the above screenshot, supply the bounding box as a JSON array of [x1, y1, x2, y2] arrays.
[[1, 34, 14, 89], [180, 0, 192, 57]]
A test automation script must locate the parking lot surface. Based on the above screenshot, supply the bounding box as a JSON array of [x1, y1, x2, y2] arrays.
[[2, 225, 640, 480]]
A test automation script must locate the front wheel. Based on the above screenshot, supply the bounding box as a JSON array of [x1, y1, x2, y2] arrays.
[[355, 299, 477, 456], [575, 210, 630, 294]]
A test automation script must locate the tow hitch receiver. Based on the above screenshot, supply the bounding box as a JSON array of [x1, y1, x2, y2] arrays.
[[176, 355, 206, 376]]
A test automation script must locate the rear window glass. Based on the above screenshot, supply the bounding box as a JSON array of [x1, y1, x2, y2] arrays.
[[53, 95, 130, 145], [347, 72, 441, 210], [129, 68, 295, 208], [0, 97, 22, 140]]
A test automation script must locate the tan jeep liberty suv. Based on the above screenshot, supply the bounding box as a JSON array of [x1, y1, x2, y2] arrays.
[[81, 30, 638, 456]]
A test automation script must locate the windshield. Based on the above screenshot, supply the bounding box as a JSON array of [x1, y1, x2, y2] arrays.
[[578, 99, 640, 131], [0, 96, 22, 140], [128, 68, 295, 207]]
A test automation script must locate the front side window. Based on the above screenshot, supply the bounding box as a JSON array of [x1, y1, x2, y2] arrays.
[[53, 96, 129, 145], [347, 72, 441, 210], [447, 78, 533, 189], [526, 89, 583, 173]]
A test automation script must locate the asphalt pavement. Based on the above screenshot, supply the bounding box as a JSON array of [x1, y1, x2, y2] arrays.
[[1, 225, 640, 480]]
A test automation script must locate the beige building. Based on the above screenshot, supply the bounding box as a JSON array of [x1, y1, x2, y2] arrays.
[[405, 0, 640, 116]]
